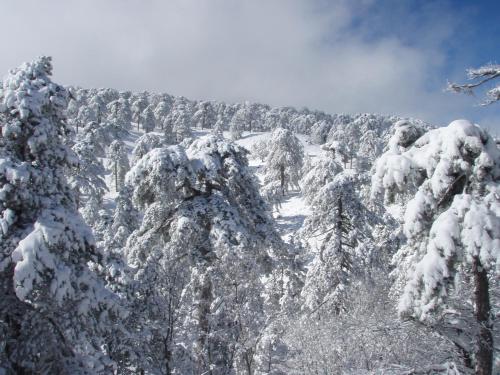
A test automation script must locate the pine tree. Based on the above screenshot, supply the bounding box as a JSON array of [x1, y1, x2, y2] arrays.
[[229, 107, 248, 140], [141, 105, 156, 133], [107, 97, 132, 129], [372, 119, 500, 375], [301, 171, 377, 313], [106, 140, 130, 192], [130, 133, 164, 166], [124, 136, 282, 374], [0, 56, 119, 373], [170, 104, 192, 142], [68, 138, 108, 208], [212, 114, 225, 137], [131, 93, 148, 131], [300, 153, 342, 204], [193, 101, 216, 130], [262, 128, 304, 206], [154, 100, 170, 129]]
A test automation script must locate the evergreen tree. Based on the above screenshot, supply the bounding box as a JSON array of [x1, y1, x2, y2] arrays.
[[131, 93, 148, 131], [68, 137, 108, 228], [130, 132, 164, 166], [124, 136, 282, 374], [107, 97, 132, 129], [106, 139, 130, 192], [154, 100, 170, 129], [212, 114, 225, 137], [169, 104, 192, 142], [141, 105, 156, 133], [193, 101, 216, 130], [229, 107, 248, 140], [0, 56, 119, 373], [262, 128, 304, 206], [372, 120, 500, 375], [301, 171, 377, 313], [300, 153, 342, 204]]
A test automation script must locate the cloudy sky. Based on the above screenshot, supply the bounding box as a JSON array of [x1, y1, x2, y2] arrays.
[[1, 0, 499, 130]]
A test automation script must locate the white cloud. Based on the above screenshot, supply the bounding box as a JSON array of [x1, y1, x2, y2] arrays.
[[1, 0, 498, 129]]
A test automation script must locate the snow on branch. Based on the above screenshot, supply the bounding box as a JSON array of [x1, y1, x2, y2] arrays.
[[447, 63, 500, 105]]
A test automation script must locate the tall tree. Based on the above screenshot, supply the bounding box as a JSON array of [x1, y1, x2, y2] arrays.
[[106, 139, 130, 192], [130, 133, 164, 166], [131, 93, 148, 131], [262, 128, 304, 205], [125, 136, 282, 374], [193, 101, 216, 130], [301, 170, 377, 313], [300, 153, 342, 204], [229, 107, 248, 140], [107, 97, 132, 129], [372, 119, 500, 375], [154, 100, 171, 129], [141, 105, 156, 133], [0, 56, 119, 373]]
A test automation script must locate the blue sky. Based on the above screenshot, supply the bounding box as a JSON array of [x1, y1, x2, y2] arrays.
[[0, 0, 499, 131]]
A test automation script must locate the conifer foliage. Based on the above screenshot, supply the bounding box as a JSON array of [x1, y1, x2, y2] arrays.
[[0, 57, 118, 373], [372, 120, 500, 375]]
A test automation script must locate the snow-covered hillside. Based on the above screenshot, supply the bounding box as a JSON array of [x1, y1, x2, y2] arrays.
[[2, 57, 499, 375]]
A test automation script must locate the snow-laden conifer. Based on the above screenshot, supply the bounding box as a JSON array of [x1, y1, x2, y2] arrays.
[[0, 56, 119, 373], [372, 119, 500, 374]]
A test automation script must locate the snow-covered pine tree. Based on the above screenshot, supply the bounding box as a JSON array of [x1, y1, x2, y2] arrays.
[[107, 97, 132, 130], [106, 139, 130, 192], [79, 120, 107, 157], [124, 136, 282, 374], [154, 100, 170, 129], [301, 170, 377, 313], [0, 56, 119, 373], [169, 104, 192, 142], [264, 107, 287, 131], [328, 120, 362, 169], [372, 119, 500, 375], [229, 107, 248, 140], [88, 93, 106, 125], [193, 101, 216, 130], [358, 128, 381, 170], [212, 114, 225, 137], [141, 105, 156, 133], [183, 136, 283, 375], [130, 132, 163, 166], [250, 138, 269, 162], [68, 137, 108, 228], [77, 105, 98, 129], [131, 93, 148, 131], [300, 152, 342, 204], [262, 128, 304, 206], [124, 144, 196, 374]]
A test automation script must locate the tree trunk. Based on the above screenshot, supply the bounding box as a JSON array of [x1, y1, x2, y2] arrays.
[[164, 337, 172, 375], [280, 164, 285, 196], [114, 161, 118, 192], [336, 196, 343, 251], [473, 257, 493, 375], [196, 270, 213, 375]]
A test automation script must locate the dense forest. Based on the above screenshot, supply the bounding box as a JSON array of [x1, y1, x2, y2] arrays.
[[1, 57, 499, 375]]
